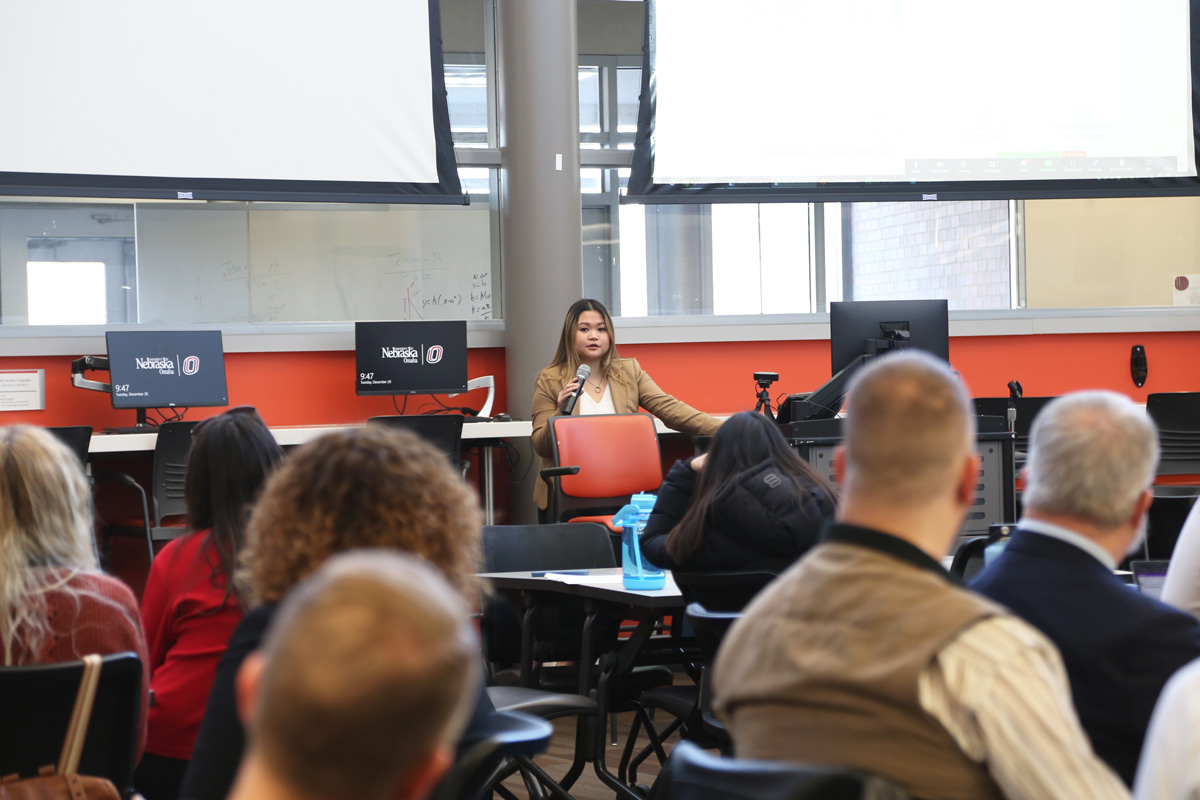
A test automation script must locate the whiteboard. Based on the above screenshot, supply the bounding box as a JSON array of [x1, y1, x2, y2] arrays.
[[136, 204, 494, 323]]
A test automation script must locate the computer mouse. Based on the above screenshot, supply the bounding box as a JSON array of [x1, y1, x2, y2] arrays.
[[494, 413, 513, 422]]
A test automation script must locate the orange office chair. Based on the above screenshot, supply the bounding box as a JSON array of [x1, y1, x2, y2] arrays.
[[539, 413, 663, 532]]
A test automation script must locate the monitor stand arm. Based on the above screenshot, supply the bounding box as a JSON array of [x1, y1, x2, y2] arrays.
[[450, 375, 495, 418], [70, 355, 112, 394]]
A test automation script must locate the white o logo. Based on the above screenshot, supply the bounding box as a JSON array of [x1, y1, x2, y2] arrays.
[[183, 356, 200, 375], [427, 345, 443, 364]]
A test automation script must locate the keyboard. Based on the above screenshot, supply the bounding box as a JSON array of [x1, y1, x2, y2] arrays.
[[102, 426, 158, 435]]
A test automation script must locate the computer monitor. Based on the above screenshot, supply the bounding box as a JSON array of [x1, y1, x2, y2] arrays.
[[355, 320, 468, 395], [105, 330, 229, 417], [788, 300, 950, 421], [830, 299, 950, 375]]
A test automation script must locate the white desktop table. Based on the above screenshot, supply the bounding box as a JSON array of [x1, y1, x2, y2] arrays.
[[88, 420, 534, 525], [86, 417, 698, 525], [86, 419, 534, 453]]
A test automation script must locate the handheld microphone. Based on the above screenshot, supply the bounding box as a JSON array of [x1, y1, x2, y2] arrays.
[[563, 364, 591, 415]]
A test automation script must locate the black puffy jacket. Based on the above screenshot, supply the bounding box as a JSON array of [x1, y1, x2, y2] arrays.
[[639, 458, 835, 573]]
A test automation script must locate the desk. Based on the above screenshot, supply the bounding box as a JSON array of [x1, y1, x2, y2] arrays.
[[86, 419, 534, 452], [480, 568, 690, 799], [479, 568, 684, 687], [89, 420, 533, 525], [87, 416, 699, 526]]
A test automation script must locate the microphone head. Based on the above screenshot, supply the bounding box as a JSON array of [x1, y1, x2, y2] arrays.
[[576, 364, 591, 381]]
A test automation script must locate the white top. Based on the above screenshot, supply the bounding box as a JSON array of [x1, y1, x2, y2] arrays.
[[579, 384, 616, 415], [1134, 655, 1200, 800], [1019, 517, 1118, 570], [1162, 502, 1200, 620]]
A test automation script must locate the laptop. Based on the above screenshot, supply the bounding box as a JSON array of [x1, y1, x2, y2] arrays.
[[1131, 560, 1171, 600]]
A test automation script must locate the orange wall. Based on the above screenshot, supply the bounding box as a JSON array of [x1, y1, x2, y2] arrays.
[[0, 348, 509, 428], [619, 330, 1200, 415], [1, 330, 1198, 427]]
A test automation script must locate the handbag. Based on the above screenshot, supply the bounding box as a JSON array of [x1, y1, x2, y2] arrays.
[[0, 654, 122, 800]]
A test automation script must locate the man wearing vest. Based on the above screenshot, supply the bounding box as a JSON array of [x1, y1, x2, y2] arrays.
[[714, 352, 1127, 800], [971, 391, 1200, 787]]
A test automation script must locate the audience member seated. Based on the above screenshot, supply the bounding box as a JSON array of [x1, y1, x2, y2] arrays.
[[179, 426, 489, 800], [640, 410, 837, 573], [1160, 501, 1200, 620], [971, 391, 1200, 786], [226, 550, 478, 800], [714, 353, 1127, 800], [0, 425, 149, 753], [1133, 655, 1200, 800], [135, 408, 284, 800]]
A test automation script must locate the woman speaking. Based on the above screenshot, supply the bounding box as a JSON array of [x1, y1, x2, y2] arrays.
[[531, 299, 721, 515]]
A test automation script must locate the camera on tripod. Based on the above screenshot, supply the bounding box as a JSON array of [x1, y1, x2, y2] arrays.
[[753, 372, 779, 418]]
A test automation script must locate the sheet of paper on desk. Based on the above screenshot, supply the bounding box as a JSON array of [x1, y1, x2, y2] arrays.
[[544, 572, 626, 585]]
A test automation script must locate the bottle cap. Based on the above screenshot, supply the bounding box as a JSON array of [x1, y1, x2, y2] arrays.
[[610, 503, 639, 527], [631, 492, 657, 512]]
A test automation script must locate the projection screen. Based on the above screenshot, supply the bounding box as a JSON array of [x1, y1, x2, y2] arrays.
[[628, 0, 1200, 203], [0, 0, 464, 203]]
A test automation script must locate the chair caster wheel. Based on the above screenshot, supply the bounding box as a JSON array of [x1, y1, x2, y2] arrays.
[[634, 784, 652, 797]]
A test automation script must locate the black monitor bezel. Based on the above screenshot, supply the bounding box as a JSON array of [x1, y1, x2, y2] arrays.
[[786, 300, 951, 422], [829, 299, 950, 377], [104, 329, 229, 410], [354, 319, 469, 396]]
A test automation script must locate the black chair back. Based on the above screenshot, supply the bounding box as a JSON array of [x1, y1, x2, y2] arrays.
[[429, 711, 552, 800], [482, 523, 617, 573], [46, 426, 93, 468], [684, 602, 740, 663], [672, 571, 777, 613], [151, 420, 198, 526], [0, 653, 142, 795], [368, 414, 465, 464], [1147, 393, 1200, 476], [480, 524, 618, 684], [950, 523, 1013, 584], [948, 537, 992, 584], [683, 602, 743, 753], [649, 741, 910, 800], [1147, 392, 1200, 433]]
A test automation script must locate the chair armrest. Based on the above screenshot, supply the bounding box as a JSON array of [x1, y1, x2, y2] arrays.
[[91, 469, 144, 492], [539, 466, 581, 480], [92, 471, 155, 563]]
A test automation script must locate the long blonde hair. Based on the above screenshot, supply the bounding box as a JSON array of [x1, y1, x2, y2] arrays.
[[0, 426, 103, 664]]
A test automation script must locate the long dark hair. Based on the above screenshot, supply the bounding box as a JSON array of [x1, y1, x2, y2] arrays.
[[545, 299, 619, 379], [667, 411, 838, 563], [186, 407, 284, 608]]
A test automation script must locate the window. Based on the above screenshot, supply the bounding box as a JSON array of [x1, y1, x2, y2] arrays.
[[26, 261, 107, 325], [444, 63, 489, 147], [579, 60, 1023, 316]]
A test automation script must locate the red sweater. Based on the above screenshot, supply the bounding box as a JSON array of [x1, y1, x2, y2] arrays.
[[13, 570, 150, 757], [140, 531, 244, 760]]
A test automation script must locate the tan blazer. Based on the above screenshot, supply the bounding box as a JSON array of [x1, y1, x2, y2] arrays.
[[530, 357, 721, 510]]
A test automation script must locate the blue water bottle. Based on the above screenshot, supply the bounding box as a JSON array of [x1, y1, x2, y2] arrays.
[[613, 492, 666, 591]]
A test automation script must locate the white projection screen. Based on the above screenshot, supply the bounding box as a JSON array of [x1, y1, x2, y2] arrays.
[[628, 0, 1200, 203], [0, 0, 464, 203]]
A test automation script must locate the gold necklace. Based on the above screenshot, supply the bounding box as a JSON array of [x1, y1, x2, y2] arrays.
[[587, 377, 606, 394]]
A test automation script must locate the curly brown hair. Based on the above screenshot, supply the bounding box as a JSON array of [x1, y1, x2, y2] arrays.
[[239, 426, 482, 606]]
